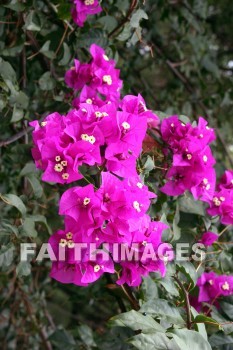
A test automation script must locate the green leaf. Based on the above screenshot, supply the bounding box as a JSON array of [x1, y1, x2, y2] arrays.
[[141, 276, 159, 301], [58, 43, 71, 66], [191, 307, 207, 341], [77, 324, 97, 347], [26, 174, 43, 198], [20, 162, 37, 176], [219, 301, 233, 319], [143, 155, 155, 174], [211, 309, 233, 335], [0, 58, 17, 82], [129, 332, 179, 350], [110, 310, 165, 334], [116, 0, 130, 12], [140, 299, 185, 325], [209, 334, 233, 347], [193, 314, 220, 328], [39, 41, 55, 59], [11, 105, 24, 122], [158, 276, 179, 297], [49, 328, 76, 350], [178, 195, 205, 216], [4, 0, 25, 12], [130, 9, 148, 28], [30, 215, 52, 235], [16, 261, 31, 277], [0, 193, 27, 217], [39, 72, 56, 91], [176, 261, 197, 289], [24, 10, 41, 31], [170, 329, 212, 350], [57, 2, 71, 20], [0, 244, 14, 268], [19, 217, 37, 238], [117, 23, 132, 41], [98, 16, 118, 33]]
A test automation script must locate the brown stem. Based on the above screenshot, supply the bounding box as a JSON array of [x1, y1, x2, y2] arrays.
[[120, 284, 140, 311], [0, 113, 47, 147], [173, 276, 192, 329]]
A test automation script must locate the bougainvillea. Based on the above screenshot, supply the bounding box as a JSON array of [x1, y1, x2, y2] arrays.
[[30, 44, 233, 312], [71, 0, 102, 27], [2, 1, 233, 348]]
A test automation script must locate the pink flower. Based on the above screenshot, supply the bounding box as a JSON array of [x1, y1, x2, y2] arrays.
[[81, 256, 114, 283], [199, 232, 218, 246], [72, 0, 102, 27], [65, 60, 91, 90], [197, 272, 233, 303], [59, 184, 101, 227], [160, 116, 216, 201], [121, 94, 160, 129], [207, 189, 233, 225]]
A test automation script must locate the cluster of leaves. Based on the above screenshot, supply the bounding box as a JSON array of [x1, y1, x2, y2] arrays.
[[0, 0, 233, 349]]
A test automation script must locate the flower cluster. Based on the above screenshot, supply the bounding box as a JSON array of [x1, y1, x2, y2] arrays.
[[49, 172, 170, 286], [30, 95, 157, 183], [71, 0, 102, 27], [30, 44, 169, 287], [197, 271, 233, 304], [30, 45, 159, 184], [207, 170, 233, 225], [65, 44, 122, 107], [160, 116, 216, 202]]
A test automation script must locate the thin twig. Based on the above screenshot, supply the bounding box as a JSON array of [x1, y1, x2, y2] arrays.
[[0, 114, 46, 147], [108, 0, 138, 38], [55, 23, 69, 56], [173, 275, 192, 329]]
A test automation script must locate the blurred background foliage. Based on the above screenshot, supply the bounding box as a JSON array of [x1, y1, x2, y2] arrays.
[[0, 0, 233, 349]]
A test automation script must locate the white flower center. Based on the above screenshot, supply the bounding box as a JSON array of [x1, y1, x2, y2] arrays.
[[103, 75, 112, 85], [95, 111, 102, 118], [122, 122, 130, 130], [86, 98, 92, 104], [94, 264, 101, 272], [103, 54, 109, 61], [83, 197, 91, 206], [84, 0, 94, 5], [55, 155, 61, 162], [66, 232, 73, 239], [41, 121, 47, 127], [203, 155, 208, 163], [133, 201, 141, 212], [67, 240, 75, 248], [187, 154, 192, 160], [54, 164, 63, 172], [62, 173, 69, 180], [222, 281, 230, 291], [137, 182, 143, 189], [81, 134, 96, 144], [59, 239, 67, 247], [213, 197, 221, 206]]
